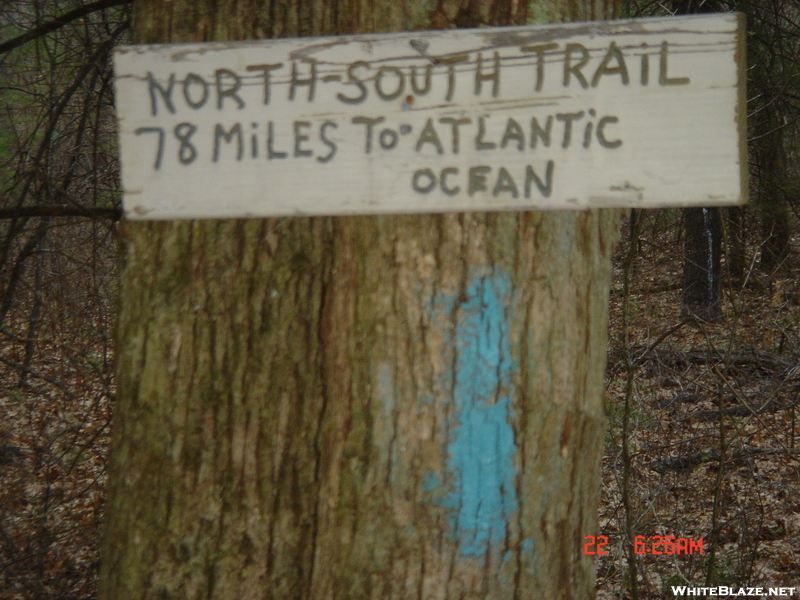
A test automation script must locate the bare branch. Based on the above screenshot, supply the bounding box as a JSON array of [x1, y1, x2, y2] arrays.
[[0, 0, 131, 56]]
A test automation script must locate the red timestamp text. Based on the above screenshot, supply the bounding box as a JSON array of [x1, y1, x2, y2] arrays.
[[583, 535, 609, 555], [583, 535, 704, 555], [635, 535, 703, 555]]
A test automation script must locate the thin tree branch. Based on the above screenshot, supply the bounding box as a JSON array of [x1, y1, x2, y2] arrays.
[[0, 355, 71, 393], [0, 0, 131, 56]]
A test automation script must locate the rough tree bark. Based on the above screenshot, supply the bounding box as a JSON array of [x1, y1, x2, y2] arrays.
[[99, 1, 622, 599]]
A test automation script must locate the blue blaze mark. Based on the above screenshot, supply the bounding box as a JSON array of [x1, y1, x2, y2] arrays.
[[421, 470, 442, 492], [425, 272, 519, 557], [522, 538, 534, 556]]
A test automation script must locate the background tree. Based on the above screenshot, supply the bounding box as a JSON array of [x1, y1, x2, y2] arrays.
[[742, 0, 800, 274], [682, 207, 723, 321], [668, 0, 728, 321], [98, 0, 622, 599]]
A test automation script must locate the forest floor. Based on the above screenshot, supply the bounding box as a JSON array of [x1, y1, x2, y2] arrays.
[[0, 211, 798, 599]]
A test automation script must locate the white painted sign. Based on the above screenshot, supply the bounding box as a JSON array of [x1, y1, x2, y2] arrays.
[[113, 13, 746, 219]]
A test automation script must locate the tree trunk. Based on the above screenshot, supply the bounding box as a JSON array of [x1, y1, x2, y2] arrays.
[[99, 1, 622, 599], [672, 0, 726, 322], [682, 207, 723, 322], [741, 0, 792, 275], [753, 93, 790, 275]]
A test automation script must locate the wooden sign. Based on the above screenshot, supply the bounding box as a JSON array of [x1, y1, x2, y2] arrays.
[[113, 13, 746, 219]]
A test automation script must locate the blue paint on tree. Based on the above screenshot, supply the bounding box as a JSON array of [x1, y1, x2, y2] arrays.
[[421, 470, 442, 492], [522, 538, 534, 556], [425, 272, 519, 558]]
